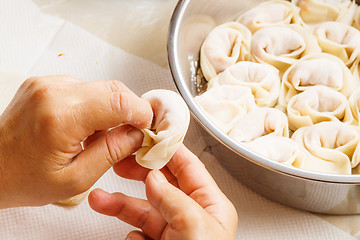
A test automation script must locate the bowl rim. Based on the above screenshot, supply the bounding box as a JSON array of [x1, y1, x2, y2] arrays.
[[167, 0, 360, 184]]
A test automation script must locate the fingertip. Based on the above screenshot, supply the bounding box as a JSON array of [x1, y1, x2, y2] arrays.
[[88, 188, 116, 215], [125, 230, 149, 240], [134, 98, 153, 129], [149, 170, 168, 184], [113, 155, 151, 181]]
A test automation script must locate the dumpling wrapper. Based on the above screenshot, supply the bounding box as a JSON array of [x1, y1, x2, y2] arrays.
[[228, 107, 289, 143], [136, 90, 190, 170], [278, 53, 357, 109], [251, 24, 321, 73], [313, 21, 360, 66], [195, 85, 256, 134], [200, 22, 252, 81], [242, 135, 305, 166], [293, 0, 356, 25], [292, 122, 360, 175], [208, 61, 280, 108], [237, 0, 303, 33], [349, 86, 360, 125], [287, 85, 353, 131], [55, 190, 90, 206]]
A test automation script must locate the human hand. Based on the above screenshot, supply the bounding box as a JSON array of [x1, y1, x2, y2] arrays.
[[0, 75, 153, 208], [88, 145, 238, 240]]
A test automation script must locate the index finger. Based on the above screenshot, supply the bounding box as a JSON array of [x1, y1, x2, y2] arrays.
[[71, 80, 153, 137], [166, 144, 221, 195]]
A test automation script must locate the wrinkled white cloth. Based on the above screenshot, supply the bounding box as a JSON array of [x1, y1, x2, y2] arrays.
[[0, 0, 357, 239]]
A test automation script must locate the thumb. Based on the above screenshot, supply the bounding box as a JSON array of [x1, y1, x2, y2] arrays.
[[63, 125, 144, 194], [146, 170, 205, 226], [125, 231, 151, 240]]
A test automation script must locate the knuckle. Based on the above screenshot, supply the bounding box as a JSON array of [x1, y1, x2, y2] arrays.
[[39, 109, 60, 128], [135, 208, 151, 228], [110, 92, 130, 118], [107, 80, 126, 93], [171, 211, 200, 231], [104, 132, 124, 165]]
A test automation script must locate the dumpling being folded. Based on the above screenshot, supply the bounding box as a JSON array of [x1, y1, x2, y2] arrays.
[[287, 85, 353, 131], [293, 0, 356, 25], [251, 24, 321, 72], [208, 61, 280, 107], [200, 22, 252, 81], [242, 135, 305, 166], [195, 85, 256, 134], [136, 90, 190, 169], [313, 21, 360, 66], [291, 122, 360, 175], [237, 0, 303, 33], [279, 53, 356, 109], [228, 107, 289, 143]]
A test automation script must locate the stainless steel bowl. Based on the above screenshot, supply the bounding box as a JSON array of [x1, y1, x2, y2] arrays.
[[168, 0, 360, 214]]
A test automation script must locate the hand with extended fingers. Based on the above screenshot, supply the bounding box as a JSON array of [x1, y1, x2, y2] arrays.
[[89, 145, 238, 240]]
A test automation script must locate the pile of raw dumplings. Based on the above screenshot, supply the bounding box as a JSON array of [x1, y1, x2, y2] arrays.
[[195, 0, 360, 175]]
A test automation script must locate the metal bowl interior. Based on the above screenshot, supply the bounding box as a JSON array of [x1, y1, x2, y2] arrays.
[[168, 0, 360, 214]]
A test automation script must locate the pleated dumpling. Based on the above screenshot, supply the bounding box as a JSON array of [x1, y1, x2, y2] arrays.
[[200, 22, 252, 81], [349, 87, 360, 125], [251, 24, 321, 72], [313, 21, 360, 66], [242, 136, 305, 166], [291, 122, 360, 175], [287, 85, 353, 131], [293, 0, 356, 25], [195, 85, 256, 133], [353, 6, 360, 30], [237, 0, 303, 33], [136, 90, 190, 169], [279, 53, 356, 109], [208, 61, 280, 107], [228, 107, 289, 143]]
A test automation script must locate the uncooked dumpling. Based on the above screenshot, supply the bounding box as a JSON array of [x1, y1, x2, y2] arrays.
[[292, 122, 360, 175], [242, 135, 305, 166], [349, 86, 360, 125], [287, 85, 353, 131], [237, 0, 303, 33], [136, 90, 190, 169], [313, 21, 360, 66], [251, 24, 321, 72], [200, 22, 252, 81], [279, 53, 356, 109], [228, 107, 289, 143], [195, 85, 256, 133], [55, 190, 90, 206], [293, 0, 356, 25], [353, 6, 360, 30], [208, 61, 280, 107]]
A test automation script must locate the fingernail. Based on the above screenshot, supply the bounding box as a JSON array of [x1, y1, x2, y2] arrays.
[[151, 169, 167, 183], [127, 128, 144, 147]]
